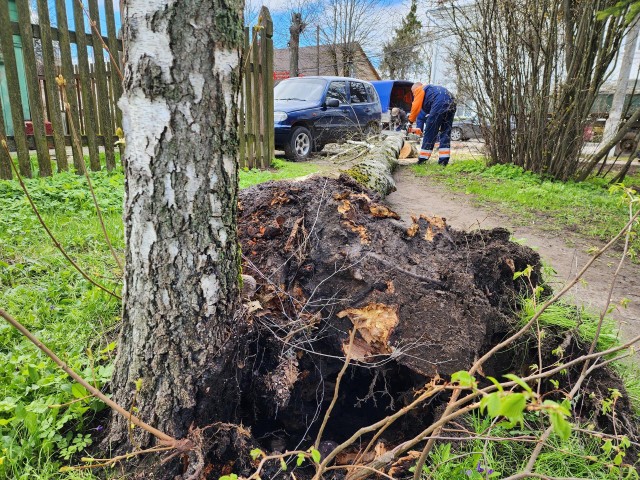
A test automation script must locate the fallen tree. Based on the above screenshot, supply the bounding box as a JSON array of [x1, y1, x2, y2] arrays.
[[341, 134, 404, 196]]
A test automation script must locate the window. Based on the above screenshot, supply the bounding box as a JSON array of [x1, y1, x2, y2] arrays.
[[274, 78, 327, 102], [326, 81, 347, 104], [349, 82, 368, 103], [366, 84, 379, 104]]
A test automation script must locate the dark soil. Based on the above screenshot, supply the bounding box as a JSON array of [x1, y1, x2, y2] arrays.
[[234, 174, 545, 459]]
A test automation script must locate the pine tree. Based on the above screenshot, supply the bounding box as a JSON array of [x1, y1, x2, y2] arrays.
[[381, 0, 424, 79]]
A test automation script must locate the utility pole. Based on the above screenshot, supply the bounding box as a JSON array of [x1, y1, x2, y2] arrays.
[[316, 25, 320, 75]]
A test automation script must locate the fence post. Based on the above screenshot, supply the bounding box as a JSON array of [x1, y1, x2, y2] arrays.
[[0, 0, 31, 177], [259, 6, 274, 166]]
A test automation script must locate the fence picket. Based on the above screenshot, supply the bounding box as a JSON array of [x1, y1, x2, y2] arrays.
[[104, 0, 122, 129], [72, 0, 101, 171], [36, 0, 69, 172], [88, 0, 115, 170], [55, 0, 85, 172], [0, 0, 30, 177], [15, 0, 52, 176]]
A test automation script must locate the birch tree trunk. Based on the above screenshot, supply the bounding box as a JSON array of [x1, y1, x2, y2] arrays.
[[108, 0, 243, 456]]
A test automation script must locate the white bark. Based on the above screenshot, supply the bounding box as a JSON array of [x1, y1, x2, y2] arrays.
[[110, 0, 243, 451]]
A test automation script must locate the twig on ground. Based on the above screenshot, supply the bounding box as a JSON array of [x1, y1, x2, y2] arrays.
[[0, 307, 176, 445]]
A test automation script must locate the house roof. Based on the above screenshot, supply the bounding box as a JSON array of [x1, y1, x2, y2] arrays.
[[274, 44, 380, 81]]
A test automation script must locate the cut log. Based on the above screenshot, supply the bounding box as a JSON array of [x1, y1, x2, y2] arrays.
[[342, 134, 405, 197], [399, 141, 419, 159]]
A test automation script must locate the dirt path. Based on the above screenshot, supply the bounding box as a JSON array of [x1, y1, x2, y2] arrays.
[[386, 163, 640, 347]]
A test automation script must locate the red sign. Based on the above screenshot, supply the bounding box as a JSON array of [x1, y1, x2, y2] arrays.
[[274, 71, 290, 80]]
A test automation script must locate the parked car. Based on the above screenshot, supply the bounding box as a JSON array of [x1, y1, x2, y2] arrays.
[[274, 76, 382, 161], [369, 80, 413, 129], [450, 115, 516, 142], [450, 115, 484, 142]]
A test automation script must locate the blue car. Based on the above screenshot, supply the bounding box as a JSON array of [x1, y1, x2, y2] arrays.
[[274, 76, 382, 161]]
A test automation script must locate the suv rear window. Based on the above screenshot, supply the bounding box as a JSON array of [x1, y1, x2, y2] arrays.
[[366, 84, 379, 104], [349, 82, 368, 103]]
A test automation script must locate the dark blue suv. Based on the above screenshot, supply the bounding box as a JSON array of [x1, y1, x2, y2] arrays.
[[274, 76, 382, 161]]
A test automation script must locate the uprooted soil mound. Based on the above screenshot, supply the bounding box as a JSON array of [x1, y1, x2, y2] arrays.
[[235, 174, 545, 451]]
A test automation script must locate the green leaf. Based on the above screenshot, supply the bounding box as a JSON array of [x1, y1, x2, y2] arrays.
[[503, 373, 533, 395], [498, 393, 527, 424], [71, 383, 88, 399], [549, 412, 571, 441], [602, 439, 613, 454], [480, 392, 501, 418], [614, 452, 624, 466], [250, 448, 263, 460], [486, 376, 504, 393], [310, 448, 321, 464], [280, 458, 287, 471], [451, 371, 476, 389], [27, 365, 40, 383], [296, 453, 305, 466]]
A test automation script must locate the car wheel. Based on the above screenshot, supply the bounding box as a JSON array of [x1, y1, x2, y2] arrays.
[[285, 126, 313, 161], [450, 127, 463, 142]]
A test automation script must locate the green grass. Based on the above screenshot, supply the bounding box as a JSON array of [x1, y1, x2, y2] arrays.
[[519, 300, 620, 353], [421, 414, 637, 479], [9, 152, 122, 178], [412, 159, 640, 255], [0, 170, 123, 479], [239, 158, 322, 188], [517, 298, 640, 412]]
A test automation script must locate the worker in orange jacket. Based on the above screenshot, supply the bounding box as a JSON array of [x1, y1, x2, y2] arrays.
[[408, 83, 457, 165]]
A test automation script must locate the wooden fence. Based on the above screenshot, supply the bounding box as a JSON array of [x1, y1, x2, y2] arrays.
[[0, 0, 122, 179], [0, 1, 274, 179], [240, 6, 274, 170]]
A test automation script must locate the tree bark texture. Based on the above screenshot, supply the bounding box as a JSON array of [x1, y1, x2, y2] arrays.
[[289, 12, 304, 77], [344, 134, 404, 197], [109, 0, 243, 451]]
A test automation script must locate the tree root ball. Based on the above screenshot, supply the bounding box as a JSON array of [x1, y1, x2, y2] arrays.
[[236, 174, 544, 449]]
